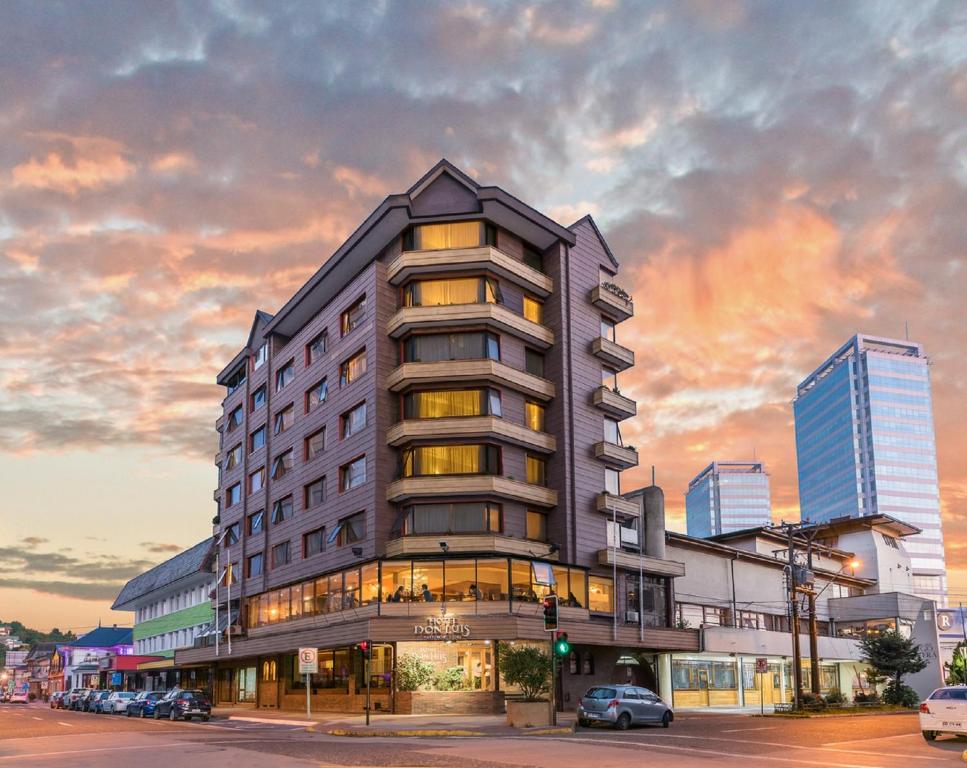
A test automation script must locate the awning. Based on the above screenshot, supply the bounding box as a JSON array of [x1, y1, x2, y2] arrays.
[[196, 609, 238, 638], [138, 659, 175, 671]]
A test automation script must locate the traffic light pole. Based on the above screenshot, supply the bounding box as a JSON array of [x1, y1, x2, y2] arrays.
[[786, 523, 803, 711], [365, 655, 371, 726], [549, 639, 557, 726]]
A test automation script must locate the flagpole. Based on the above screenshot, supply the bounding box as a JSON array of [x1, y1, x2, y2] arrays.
[[227, 547, 232, 656], [215, 547, 220, 659]]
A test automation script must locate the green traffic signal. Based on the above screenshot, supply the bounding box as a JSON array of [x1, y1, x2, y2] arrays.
[[554, 632, 570, 656]]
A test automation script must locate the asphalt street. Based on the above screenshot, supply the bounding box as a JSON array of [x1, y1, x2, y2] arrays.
[[1, 701, 964, 767]]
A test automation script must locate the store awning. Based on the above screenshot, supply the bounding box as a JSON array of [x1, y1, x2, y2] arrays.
[[138, 658, 175, 671], [196, 609, 238, 638]]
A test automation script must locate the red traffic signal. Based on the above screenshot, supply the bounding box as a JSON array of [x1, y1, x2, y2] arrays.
[[542, 594, 559, 631], [357, 641, 371, 660]]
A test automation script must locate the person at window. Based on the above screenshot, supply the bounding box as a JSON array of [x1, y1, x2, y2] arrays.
[[421, 583, 435, 602], [390, 586, 405, 603], [567, 591, 582, 608], [468, 584, 482, 601]]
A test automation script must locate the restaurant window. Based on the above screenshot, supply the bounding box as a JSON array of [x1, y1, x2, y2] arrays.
[[273, 404, 294, 435], [271, 541, 290, 568], [248, 466, 265, 494], [402, 332, 500, 364], [306, 378, 328, 412], [253, 342, 268, 370], [227, 405, 243, 432], [251, 385, 266, 411], [600, 316, 616, 342], [303, 527, 325, 558], [526, 454, 547, 486], [306, 331, 327, 366], [304, 476, 326, 508], [341, 296, 366, 336], [525, 401, 545, 432], [402, 502, 501, 535], [340, 349, 367, 386], [305, 427, 326, 460], [361, 563, 379, 605], [225, 366, 246, 395], [341, 402, 367, 438], [477, 559, 510, 600], [402, 276, 500, 307], [290, 583, 303, 620], [523, 295, 543, 324], [411, 561, 444, 602], [605, 467, 620, 495], [271, 495, 293, 524], [225, 522, 240, 546], [522, 245, 543, 272], [403, 388, 500, 419], [568, 569, 587, 608], [525, 348, 545, 377], [247, 552, 263, 578], [382, 561, 412, 603], [271, 449, 293, 480], [403, 221, 495, 251], [526, 510, 547, 541], [339, 456, 367, 491], [336, 511, 365, 546], [248, 510, 264, 535], [226, 483, 241, 507], [588, 575, 614, 614], [226, 443, 242, 470], [602, 367, 618, 391], [250, 425, 266, 452], [401, 444, 501, 477], [275, 360, 295, 392], [444, 560, 477, 602]]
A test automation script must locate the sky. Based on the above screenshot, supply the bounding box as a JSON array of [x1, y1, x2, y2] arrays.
[[0, 0, 965, 632]]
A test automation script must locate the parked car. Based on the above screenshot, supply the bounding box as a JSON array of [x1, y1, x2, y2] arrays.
[[9, 691, 29, 704], [98, 691, 136, 714], [67, 688, 89, 710], [0, 691, 9, 703], [48, 691, 64, 709], [576, 684, 673, 730], [80, 689, 105, 712], [126, 691, 164, 718], [920, 686, 967, 741], [153, 689, 211, 721]]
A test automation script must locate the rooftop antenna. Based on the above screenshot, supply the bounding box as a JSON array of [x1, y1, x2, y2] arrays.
[[904, 321, 909, 341], [651, 465, 656, 486]]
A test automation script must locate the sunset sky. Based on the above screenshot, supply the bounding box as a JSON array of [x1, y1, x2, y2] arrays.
[[0, 1, 964, 632]]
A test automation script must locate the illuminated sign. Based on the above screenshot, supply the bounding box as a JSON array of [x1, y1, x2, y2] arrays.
[[413, 615, 471, 640]]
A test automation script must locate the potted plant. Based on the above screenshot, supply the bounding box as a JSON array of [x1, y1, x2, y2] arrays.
[[499, 643, 552, 727]]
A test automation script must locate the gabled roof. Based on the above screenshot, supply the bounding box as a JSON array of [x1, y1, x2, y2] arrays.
[[25, 642, 58, 661], [112, 539, 214, 610], [217, 311, 274, 384], [568, 214, 619, 269], [69, 626, 132, 648]]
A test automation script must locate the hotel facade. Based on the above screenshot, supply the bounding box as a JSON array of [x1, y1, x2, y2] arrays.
[[176, 161, 699, 713]]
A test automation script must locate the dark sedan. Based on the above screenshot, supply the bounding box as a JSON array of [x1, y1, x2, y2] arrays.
[[153, 689, 211, 721], [81, 690, 107, 712], [126, 691, 165, 718]]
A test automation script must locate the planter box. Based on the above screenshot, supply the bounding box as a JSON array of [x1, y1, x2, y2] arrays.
[[396, 690, 505, 715], [506, 700, 551, 728]]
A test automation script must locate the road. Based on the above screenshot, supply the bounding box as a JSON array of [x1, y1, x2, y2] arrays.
[[1, 701, 964, 767]]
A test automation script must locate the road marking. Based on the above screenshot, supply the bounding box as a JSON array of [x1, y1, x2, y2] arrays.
[[56, 722, 74, 727], [823, 733, 921, 746], [0, 743, 184, 760], [722, 727, 776, 732], [30, 717, 41, 721]]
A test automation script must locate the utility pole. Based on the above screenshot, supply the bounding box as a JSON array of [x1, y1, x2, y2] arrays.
[[806, 541, 820, 696], [785, 523, 803, 711]]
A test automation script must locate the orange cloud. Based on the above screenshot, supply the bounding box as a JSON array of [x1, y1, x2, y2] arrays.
[[9, 134, 135, 196]]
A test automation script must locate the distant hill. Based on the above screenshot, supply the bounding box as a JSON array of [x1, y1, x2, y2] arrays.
[[0, 621, 76, 666]]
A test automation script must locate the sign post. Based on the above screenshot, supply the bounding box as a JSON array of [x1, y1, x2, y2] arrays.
[[298, 647, 318, 720], [756, 657, 768, 715]]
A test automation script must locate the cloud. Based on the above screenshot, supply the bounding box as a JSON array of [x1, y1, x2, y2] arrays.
[[141, 543, 183, 554], [21, 537, 49, 549]]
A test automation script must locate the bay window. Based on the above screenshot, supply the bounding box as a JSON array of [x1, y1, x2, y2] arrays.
[[402, 501, 501, 535], [403, 221, 495, 251], [403, 388, 500, 419], [402, 332, 499, 363], [402, 276, 500, 307], [400, 444, 501, 477]]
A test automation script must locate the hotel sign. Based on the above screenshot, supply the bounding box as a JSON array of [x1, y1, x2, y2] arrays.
[[413, 615, 471, 640]]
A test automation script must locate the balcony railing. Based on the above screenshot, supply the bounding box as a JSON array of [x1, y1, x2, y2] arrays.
[[590, 282, 634, 322]]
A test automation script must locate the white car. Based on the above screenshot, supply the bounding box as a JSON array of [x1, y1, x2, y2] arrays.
[[9, 691, 29, 704], [104, 691, 137, 713], [919, 686, 967, 741]]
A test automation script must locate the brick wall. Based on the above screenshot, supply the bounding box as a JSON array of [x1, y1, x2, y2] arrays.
[[395, 690, 505, 714]]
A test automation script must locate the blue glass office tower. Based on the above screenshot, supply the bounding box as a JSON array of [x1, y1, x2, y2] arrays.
[[794, 334, 946, 604], [685, 461, 772, 537]]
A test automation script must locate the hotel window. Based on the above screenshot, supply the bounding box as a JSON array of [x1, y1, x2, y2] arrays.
[[526, 454, 547, 486], [225, 522, 240, 546], [340, 456, 367, 491], [402, 332, 499, 363], [522, 245, 543, 272], [400, 444, 501, 477], [402, 502, 501, 535], [340, 349, 367, 386], [600, 316, 616, 342], [525, 401, 545, 431], [523, 295, 543, 324], [602, 367, 619, 391], [304, 476, 326, 508], [403, 221, 495, 251], [525, 348, 545, 377], [603, 418, 623, 445], [226, 483, 241, 507], [251, 385, 266, 411], [340, 296, 366, 336], [247, 552, 263, 577], [306, 378, 328, 412], [227, 405, 243, 432], [341, 402, 367, 439], [273, 404, 294, 435], [303, 527, 325, 558], [253, 342, 269, 370], [402, 276, 500, 307], [225, 367, 246, 395], [605, 467, 621, 495], [249, 425, 265, 452], [403, 388, 500, 419], [248, 510, 264, 535], [270, 449, 293, 481], [526, 510, 547, 541], [226, 443, 242, 470], [305, 427, 326, 460], [588, 575, 614, 614], [275, 360, 295, 392], [336, 511, 365, 546], [306, 331, 328, 366], [249, 466, 265, 494], [271, 495, 293, 524], [271, 541, 290, 568]]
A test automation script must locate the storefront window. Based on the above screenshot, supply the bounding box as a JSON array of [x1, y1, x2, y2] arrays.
[[476, 560, 509, 601], [444, 560, 477, 601], [237, 667, 256, 702], [361, 563, 379, 605], [512, 559, 537, 602], [588, 575, 613, 614], [411, 561, 443, 602], [672, 660, 737, 690], [382, 561, 412, 602]]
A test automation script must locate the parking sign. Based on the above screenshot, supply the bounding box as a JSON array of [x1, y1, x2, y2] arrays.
[[755, 657, 768, 673], [298, 647, 318, 674]]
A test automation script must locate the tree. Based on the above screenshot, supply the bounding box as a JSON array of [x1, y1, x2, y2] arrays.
[[946, 641, 967, 685], [498, 643, 551, 702], [396, 653, 433, 692], [859, 630, 926, 704]]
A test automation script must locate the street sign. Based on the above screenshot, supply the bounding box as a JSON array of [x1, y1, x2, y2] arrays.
[[298, 647, 318, 674], [755, 657, 768, 673]]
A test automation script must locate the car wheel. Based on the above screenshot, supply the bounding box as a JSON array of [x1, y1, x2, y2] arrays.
[[126, 710, 131, 717], [169, 708, 178, 721], [922, 730, 937, 742], [661, 712, 671, 729], [203, 716, 210, 722], [578, 718, 590, 728], [154, 708, 161, 720], [615, 712, 631, 731]]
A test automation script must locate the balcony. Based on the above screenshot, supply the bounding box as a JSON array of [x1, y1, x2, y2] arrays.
[[386, 475, 557, 508], [592, 386, 637, 420], [387, 360, 555, 401], [596, 492, 640, 518], [590, 283, 634, 322], [593, 441, 639, 469], [388, 417, 556, 453], [388, 246, 553, 298], [596, 548, 686, 577], [590, 337, 635, 371], [385, 534, 558, 560], [388, 304, 553, 349]]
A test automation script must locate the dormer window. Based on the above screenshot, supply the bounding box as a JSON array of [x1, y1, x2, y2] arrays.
[[403, 221, 495, 251], [253, 342, 268, 370]]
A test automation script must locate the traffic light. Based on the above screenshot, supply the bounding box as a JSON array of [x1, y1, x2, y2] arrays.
[[542, 594, 559, 631], [554, 632, 570, 657], [357, 641, 371, 661]]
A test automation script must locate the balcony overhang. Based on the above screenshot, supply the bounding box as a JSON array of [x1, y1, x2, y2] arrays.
[[388, 246, 553, 298], [387, 476, 557, 508], [592, 386, 637, 419], [593, 441, 639, 469], [388, 304, 553, 349], [591, 337, 635, 371], [590, 284, 634, 322], [388, 417, 556, 453], [387, 360, 555, 402], [385, 534, 558, 560], [596, 492, 640, 518], [597, 548, 686, 577]]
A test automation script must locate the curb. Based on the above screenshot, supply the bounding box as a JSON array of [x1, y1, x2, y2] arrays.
[[323, 725, 574, 738], [228, 715, 316, 726]]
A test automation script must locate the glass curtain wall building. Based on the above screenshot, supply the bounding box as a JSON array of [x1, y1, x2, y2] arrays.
[[685, 461, 772, 537], [793, 334, 946, 604]]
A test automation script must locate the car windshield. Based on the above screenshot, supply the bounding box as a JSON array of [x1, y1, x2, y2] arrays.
[[585, 687, 617, 700], [931, 688, 967, 700], [118, 693, 135, 698], [148, 692, 163, 700]]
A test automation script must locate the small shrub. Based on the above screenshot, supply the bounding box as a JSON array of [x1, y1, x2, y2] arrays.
[[396, 653, 434, 692], [883, 683, 919, 708], [433, 666, 466, 691], [28, 692, 36, 702], [799, 692, 826, 710], [498, 644, 551, 702], [825, 688, 846, 705], [854, 690, 880, 704]]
